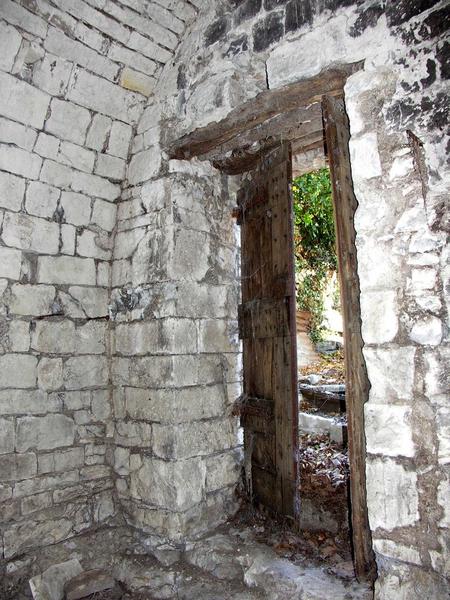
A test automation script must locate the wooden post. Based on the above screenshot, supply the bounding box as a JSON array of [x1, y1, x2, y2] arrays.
[[323, 94, 377, 582]]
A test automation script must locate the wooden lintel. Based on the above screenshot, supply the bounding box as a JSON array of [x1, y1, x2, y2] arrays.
[[167, 63, 362, 161]]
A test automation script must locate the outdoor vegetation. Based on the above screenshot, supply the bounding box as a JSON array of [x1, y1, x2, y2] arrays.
[[292, 168, 338, 343]]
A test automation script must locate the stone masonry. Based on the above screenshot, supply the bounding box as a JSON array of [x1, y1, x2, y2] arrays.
[[0, 1, 449, 599]]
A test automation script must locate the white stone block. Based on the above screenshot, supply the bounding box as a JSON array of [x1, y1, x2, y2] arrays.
[[25, 181, 59, 218], [360, 290, 398, 344], [45, 27, 119, 81], [58, 140, 95, 173], [127, 147, 162, 185], [37, 256, 96, 285], [410, 317, 443, 346], [1, 0, 47, 38], [0, 20, 22, 72], [373, 539, 421, 566], [437, 475, 450, 527], [2, 212, 59, 255], [38, 357, 64, 391], [67, 68, 142, 124], [95, 154, 126, 181], [0, 418, 15, 454], [61, 223, 76, 255], [32, 52, 72, 96], [0, 354, 37, 388], [350, 133, 382, 180], [108, 43, 157, 77], [86, 113, 112, 151], [8, 320, 30, 352], [365, 404, 415, 457], [0, 116, 37, 151], [0, 171, 25, 212], [127, 31, 173, 63], [76, 320, 107, 354], [34, 132, 60, 160], [366, 458, 419, 531], [364, 346, 416, 403], [71, 169, 120, 202], [77, 229, 111, 260], [45, 98, 91, 145], [67, 286, 108, 318], [141, 179, 166, 211], [0, 144, 42, 180], [0, 71, 49, 129], [0, 247, 22, 280], [120, 67, 156, 96], [16, 414, 75, 452], [31, 319, 76, 354], [436, 407, 450, 465], [9, 284, 55, 317], [410, 268, 436, 291], [63, 355, 109, 389], [96, 262, 110, 287], [91, 199, 117, 232], [60, 191, 92, 227]]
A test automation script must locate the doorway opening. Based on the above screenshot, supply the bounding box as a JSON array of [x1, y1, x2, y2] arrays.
[[167, 69, 376, 582]]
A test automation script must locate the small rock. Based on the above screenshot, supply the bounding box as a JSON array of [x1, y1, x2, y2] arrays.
[[29, 559, 83, 600], [64, 569, 115, 600]]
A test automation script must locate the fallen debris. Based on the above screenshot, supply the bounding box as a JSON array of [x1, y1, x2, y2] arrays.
[[29, 559, 83, 600], [64, 569, 115, 600]]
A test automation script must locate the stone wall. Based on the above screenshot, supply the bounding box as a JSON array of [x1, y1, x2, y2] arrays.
[[0, 0, 197, 561], [137, 0, 448, 596]]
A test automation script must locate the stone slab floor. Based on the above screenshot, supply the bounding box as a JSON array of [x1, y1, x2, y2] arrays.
[[2, 524, 372, 600]]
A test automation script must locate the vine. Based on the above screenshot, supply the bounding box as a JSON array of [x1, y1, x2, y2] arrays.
[[292, 168, 337, 344]]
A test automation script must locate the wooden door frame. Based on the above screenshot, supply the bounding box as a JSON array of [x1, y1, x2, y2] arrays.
[[167, 67, 376, 582]]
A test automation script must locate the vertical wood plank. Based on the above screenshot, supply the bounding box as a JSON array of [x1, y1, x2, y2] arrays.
[[323, 95, 376, 582]]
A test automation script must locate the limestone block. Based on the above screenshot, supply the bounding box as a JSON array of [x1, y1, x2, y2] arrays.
[[108, 43, 158, 77], [8, 320, 31, 352], [205, 449, 242, 492], [127, 147, 162, 185], [0, 389, 60, 415], [366, 458, 419, 531], [58, 140, 96, 174], [0, 453, 36, 481], [115, 321, 159, 355], [0, 20, 22, 72], [0, 246, 22, 280], [113, 228, 146, 260], [9, 284, 56, 317], [21, 491, 52, 515], [410, 317, 443, 346], [130, 456, 206, 511], [0, 144, 42, 180], [0, 419, 15, 454], [0, 116, 37, 152], [436, 407, 450, 465], [77, 229, 111, 260], [437, 475, 450, 527], [124, 384, 225, 423], [40, 448, 84, 475], [365, 404, 414, 457], [114, 420, 152, 447], [0, 171, 25, 212], [29, 558, 83, 599], [153, 418, 238, 460], [176, 282, 230, 318], [32, 320, 76, 354], [410, 268, 436, 291], [171, 354, 224, 387], [0, 354, 37, 388], [25, 181, 60, 219], [45, 27, 119, 82], [108, 121, 133, 159], [14, 470, 79, 497], [77, 321, 107, 354], [33, 52, 72, 96], [360, 290, 398, 344], [114, 446, 130, 476], [16, 414, 75, 452], [67, 68, 142, 124], [86, 114, 112, 151], [137, 103, 161, 135], [423, 348, 450, 401], [34, 132, 60, 160], [38, 357, 64, 391], [198, 319, 239, 353], [97, 262, 110, 287], [63, 356, 109, 389], [67, 286, 109, 318], [60, 191, 92, 227], [2, 212, 59, 255], [128, 31, 172, 64], [169, 228, 210, 281], [395, 204, 428, 234], [37, 256, 96, 285], [61, 224, 76, 256], [91, 199, 117, 232], [45, 98, 91, 146], [95, 153, 126, 181], [364, 347, 415, 403], [120, 67, 155, 96], [0, 71, 50, 129], [349, 133, 382, 180]]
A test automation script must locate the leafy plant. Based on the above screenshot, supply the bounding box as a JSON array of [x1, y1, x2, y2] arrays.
[[292, 168, 337, 343]]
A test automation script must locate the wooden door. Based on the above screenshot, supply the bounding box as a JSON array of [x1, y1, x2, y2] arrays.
[[237, 143, 298, 518], [323, 95, 376, 581]]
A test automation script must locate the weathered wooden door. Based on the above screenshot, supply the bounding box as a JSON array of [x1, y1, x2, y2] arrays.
[[237, 143, 298, 518]]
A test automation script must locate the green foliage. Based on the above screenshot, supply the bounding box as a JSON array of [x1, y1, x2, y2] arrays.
[[292, 168, 336, 343]]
